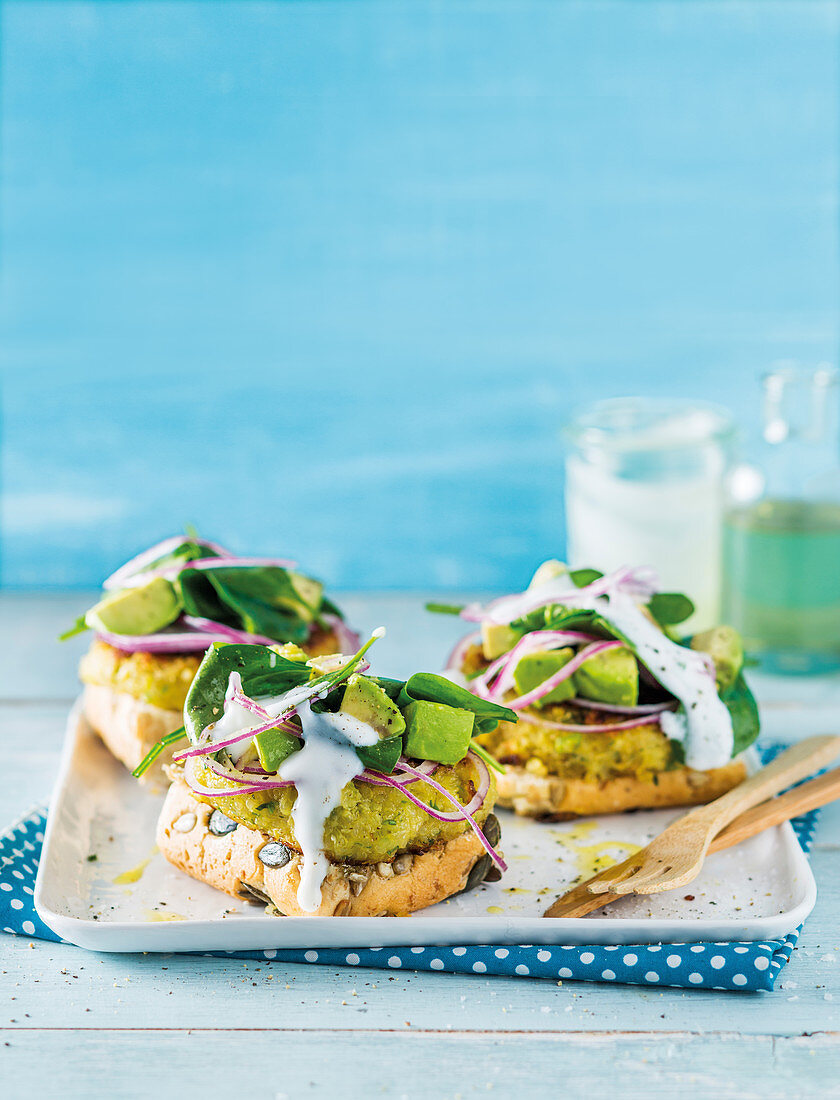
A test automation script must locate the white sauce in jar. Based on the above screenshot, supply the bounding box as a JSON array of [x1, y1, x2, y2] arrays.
[[484, 576, 733, 770]]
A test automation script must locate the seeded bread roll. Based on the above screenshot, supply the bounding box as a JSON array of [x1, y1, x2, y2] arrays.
[[495, 758, 748, 820], [83, 684, 182, 787], [157, 778, 494, 917]]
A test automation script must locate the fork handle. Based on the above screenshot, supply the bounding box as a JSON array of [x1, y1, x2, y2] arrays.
[[677, 735, 840, 844]]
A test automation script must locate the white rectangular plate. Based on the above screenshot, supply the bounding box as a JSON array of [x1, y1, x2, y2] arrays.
[[35, 702, 816, 952]]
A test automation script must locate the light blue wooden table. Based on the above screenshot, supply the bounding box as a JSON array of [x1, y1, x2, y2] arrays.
[[2, 592, 840, 1098]]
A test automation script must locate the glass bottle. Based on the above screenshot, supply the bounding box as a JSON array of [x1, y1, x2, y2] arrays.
[[564, 398, 734, 632], [722, 364, 840, 673]]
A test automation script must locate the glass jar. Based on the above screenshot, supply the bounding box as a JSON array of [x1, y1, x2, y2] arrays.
[[722, 364, 840, 674], [564, 398, 734, 632]]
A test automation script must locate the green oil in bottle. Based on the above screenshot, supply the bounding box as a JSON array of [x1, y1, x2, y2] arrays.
[[722, 498, 840, 673]]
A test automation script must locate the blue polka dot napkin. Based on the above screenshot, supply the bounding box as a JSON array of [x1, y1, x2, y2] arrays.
[[0, 796, 816, 992]]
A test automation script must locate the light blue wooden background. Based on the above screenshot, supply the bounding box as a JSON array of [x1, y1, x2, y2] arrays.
[[2, 0, 838, 590]]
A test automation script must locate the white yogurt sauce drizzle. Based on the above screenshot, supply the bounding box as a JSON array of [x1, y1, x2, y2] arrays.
[[277, 701, 379, 911], [485, 574, 733, 771], [203, 677, 379, 912]]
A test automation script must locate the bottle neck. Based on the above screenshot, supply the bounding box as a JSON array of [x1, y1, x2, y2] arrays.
[[760, 366, 840, 499]]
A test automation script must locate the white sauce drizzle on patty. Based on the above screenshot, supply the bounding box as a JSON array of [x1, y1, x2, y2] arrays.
[[203, 677, 379, 912], [278, 701, 379, 911]]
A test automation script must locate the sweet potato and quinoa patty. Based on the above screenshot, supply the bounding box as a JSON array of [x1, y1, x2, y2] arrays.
[[463, 643, 681, 785], [181, 754, 494, 865], [80, 625, 343, 712]]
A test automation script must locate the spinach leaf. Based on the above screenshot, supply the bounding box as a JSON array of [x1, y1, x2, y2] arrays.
[[397, 673, 516, 734], [648, 592, 695, 627], [721, 672, 761, 757], [204, 574, 311, 643], [177, 570, 230, 622], [184, 643, 311, 742], [513, 604, 631, 646]]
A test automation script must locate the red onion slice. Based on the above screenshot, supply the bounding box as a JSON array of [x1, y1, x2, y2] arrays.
[[461, 564, 661, 627], [444, 631, 481, 671], [167, 555, 298, 576], [570, 697, 675, 716], [173, 711, 303, 762], [517, 710, 663, 733], [102, 536, 231, 591], [184, 754, 295, 797], [110, 549, 297, 592], [394, 753, 505, 870], [95, 616, 279, 654], [181, 617, 277, 646]]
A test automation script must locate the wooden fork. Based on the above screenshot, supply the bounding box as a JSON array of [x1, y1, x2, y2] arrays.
[[545, 762, 840, 917], [580, 735, 840, 898]]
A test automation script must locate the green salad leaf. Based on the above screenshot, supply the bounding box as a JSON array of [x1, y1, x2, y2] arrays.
[[568, 567, 603, 587], [61, 535, 339, 645], [178, 639, 516, 777], [648, 592, 695, 627], [720, 672, 761, 757], [397, 672, 516, 735], [183, 643, 312, 742]]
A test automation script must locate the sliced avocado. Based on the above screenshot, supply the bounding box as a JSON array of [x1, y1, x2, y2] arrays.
[[512, 648, 576, 708], [528, 559, 567, 589], [356, 736, 403, 774], [341, 676, 406, 739], [573, 646, 638, 707], [403, 700, 474, 765], [253, 726, 301, 772], [691, 626, 743, 694], [481, 621, 520, 660], [85, 576, 180, 636]]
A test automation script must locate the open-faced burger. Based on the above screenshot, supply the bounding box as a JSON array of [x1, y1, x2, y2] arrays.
[[62, 535, 358, 784], [152, 630, 511, 916], [434, 561, 759, 820]]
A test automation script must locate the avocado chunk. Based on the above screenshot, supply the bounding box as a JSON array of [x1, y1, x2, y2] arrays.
[[403, 700, 475, 765], [512, 648, 576, 707], [691, 625, 743, 694], [85, 576, 180, 636], [340, 676, 406, 739], [573, 646, 638, 706], [481, 621, 520, 660], [253, 726, 301, 772]]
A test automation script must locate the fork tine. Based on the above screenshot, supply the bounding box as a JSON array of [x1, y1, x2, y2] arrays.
[[629, 866, 702, 895], [585, 854, 646, 894], [606, 863, 675, 894], [611, 862, 700, 895]]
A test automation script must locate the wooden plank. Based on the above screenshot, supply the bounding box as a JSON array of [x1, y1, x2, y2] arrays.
[[3, 594, 840, 1058], [2, 847, 838, 1037], [1, 1028, 839, 1099]]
